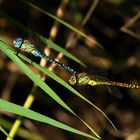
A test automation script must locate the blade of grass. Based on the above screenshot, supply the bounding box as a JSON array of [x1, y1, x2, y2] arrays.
[[33, 59, 118, 132], [1, 118, 46, 140], [0, 126, 12, 140], [0, 40, 100, 138], [9, 42, 117, 131], [0, 99, 100, 140], [22, 0, 103, 49]]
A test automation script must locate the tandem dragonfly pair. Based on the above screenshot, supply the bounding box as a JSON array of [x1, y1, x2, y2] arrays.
[[13, 38, 140, 98]]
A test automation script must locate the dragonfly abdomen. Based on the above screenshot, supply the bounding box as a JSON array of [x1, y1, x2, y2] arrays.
[[34, 50, 77, 74], [110, 81, 139, 88], [44, 55, 77, 74], [98, 80, 140, 89]]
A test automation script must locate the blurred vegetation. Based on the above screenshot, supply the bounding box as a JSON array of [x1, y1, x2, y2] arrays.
[[0, 0, 140, 140]]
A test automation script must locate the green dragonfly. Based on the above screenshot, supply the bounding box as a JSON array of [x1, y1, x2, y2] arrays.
[[69, 72, 140, 98]]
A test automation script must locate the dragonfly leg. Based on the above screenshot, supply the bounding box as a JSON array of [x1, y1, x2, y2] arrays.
[[30, 55, 34, 65], [15, 50, 19, 56]]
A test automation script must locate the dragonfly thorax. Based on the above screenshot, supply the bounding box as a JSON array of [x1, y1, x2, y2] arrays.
[[13, 38, 23, 48]]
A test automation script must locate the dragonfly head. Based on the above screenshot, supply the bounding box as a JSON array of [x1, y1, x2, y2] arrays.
[[69, 75, 77, 85], [13, 38, 23, 48]]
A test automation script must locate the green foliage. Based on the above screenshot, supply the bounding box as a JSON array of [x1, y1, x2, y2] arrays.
[[0, 99, 99, 140], [0, 38, 101, 139]]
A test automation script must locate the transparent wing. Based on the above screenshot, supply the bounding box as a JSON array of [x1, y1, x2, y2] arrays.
[[27, 21, 45, 52], [107, 86, 123, 99], [89, 74, 123, 98]]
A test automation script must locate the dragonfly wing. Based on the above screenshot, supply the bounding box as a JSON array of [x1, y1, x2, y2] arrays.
[[107, 86, 123, 99], [88, 74, 123, 98], [28, 21, 45, 52]]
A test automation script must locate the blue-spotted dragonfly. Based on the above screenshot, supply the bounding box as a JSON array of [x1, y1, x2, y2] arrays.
[[13, 38, 77, 74], [69, 72, 140, 98]]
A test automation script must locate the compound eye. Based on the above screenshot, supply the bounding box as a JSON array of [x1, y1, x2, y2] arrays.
[[13, 38, 23, 48], [69, 75, 76, 85]]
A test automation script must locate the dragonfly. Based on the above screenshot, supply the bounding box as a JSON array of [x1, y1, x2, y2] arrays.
[[69, 72, 140, 98], [13, 38, 77, 74]]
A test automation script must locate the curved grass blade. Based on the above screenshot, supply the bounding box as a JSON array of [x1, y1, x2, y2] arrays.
[[22, 0, 103, 49], [0, 126, 13, 140], [33, 61, 118, 132], [0, 118, 46, 140], [10, 43, 118, 131], [0, 99, 100, 140], [0, 41, 72, 113], [0, 40, 100, 138]]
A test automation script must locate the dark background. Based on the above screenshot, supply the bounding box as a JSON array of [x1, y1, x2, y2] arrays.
[[0, 0, 140, 140]]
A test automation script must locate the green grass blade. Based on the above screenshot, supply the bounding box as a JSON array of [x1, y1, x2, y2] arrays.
[[12, 43, 117, 132], [0, 40, 76, 113], [0, 126, 13, 140], [0, 118, 46, 140], [0, 99, 100, 140], [33, 62, 117, 131], [23, 0, 103, 48], [0, 40, 72, 113], [0, 40, 100, 138]]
